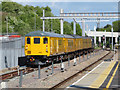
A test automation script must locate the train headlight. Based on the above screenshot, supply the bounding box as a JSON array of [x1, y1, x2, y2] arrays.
[[25, 45, 28, 49], [30, 59, 32, 61]]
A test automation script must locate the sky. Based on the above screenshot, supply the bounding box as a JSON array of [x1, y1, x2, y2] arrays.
[[14, 1, 119, 31]]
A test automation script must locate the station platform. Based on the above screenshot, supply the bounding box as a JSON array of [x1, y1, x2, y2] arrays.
[[67, 59, 120, 89]]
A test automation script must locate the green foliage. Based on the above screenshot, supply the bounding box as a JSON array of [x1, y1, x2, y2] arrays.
[[2, 2, 23, 14], [45, 6, 51, 12], [71, 22, 82, 36], [97, 21, 119, 32], [1, 2, 82, 36], [104, 24, 112, 32], [112, 20, 120, 32], [64, 21, 73, 34], [1, 2, 119, 36]]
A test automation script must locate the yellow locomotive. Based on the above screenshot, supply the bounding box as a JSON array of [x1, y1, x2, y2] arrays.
[[19, 31, 93, 66]]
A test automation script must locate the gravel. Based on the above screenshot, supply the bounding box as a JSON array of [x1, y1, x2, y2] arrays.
[[4, 50, 109, 88]]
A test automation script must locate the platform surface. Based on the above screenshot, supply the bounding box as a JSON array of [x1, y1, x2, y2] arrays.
[[66, 56, 120, 89]]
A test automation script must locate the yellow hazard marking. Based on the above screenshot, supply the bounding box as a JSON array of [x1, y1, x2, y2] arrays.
[[106, 62, 119, 88], [90, 61, 116, 88], [103, 88, 108, 90]]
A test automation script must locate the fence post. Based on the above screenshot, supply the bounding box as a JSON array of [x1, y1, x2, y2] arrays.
[[51, 60, 54, 74], [87, 51, 88, 59], [90, 51, 91, 58], [83, 52, 85, 61], [68, 55, 70, 66], [61, 56, 64, 72], [19, 71, 23, 87], [73, 55, 77, 66], [38, 64, 41, 79], [79, 53, 81, 63]]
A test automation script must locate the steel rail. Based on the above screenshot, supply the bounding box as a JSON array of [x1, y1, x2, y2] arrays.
[[49, 51, 114, 89], [0, 49, 100, 81]]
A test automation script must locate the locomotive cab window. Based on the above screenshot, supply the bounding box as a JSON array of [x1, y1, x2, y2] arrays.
[[27, 38, 30, 44], [43, 38, 48, 44], [34, 38, 40, 44]]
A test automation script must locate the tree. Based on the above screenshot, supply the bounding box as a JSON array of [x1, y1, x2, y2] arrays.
[[52, 19, 60, 33], [2, 2, 23, 14], [1, 2, 83, 36], [103, 24, 112, 32], [35, 6, 43, 16], [112, 20, 120, 32], [64, 21, 73, 34], [71, 22, 82, 36], [45, 6, 51, 12]]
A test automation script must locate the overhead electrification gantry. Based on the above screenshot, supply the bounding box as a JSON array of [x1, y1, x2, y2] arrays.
[[40, 9, 120, 36]]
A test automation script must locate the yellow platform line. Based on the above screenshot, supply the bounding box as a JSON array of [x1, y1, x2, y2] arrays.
[[106, 62, 119, 88], [89, 61, 116, 88]]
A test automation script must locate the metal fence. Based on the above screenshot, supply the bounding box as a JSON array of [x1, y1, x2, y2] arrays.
[[0, 37, 25, 70]]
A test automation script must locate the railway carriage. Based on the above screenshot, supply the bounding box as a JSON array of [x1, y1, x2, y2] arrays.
[[64, 35, 75, 53], [19, 31, 94, 66], [25, 31, 66, 56]]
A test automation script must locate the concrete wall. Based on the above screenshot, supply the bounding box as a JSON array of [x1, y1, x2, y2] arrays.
[[0, 37, 25, 70]]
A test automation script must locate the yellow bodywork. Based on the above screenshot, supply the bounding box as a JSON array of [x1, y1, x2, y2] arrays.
[[25, 36, 50, 56], [50, 37, 64, 55], [25, 36, 92, 57], [64, 38, 75, 53]]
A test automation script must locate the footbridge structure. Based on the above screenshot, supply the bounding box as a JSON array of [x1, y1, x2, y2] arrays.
[[85, 29, 120, 46]]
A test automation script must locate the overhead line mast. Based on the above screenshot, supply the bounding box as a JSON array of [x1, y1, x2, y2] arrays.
[[41, 9, 119, 36]]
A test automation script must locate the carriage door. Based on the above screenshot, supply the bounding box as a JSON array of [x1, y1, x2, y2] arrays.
[[32, 37, 41, 55], [42, 37, 49, 54]]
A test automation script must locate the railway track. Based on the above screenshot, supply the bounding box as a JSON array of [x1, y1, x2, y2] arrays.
[[0, 49, 101, 81], [0, 67, 38, 81], [49, 51, 115, 89]]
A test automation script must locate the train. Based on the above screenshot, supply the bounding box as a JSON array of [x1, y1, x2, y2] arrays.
[[18, 31, 94, 66]]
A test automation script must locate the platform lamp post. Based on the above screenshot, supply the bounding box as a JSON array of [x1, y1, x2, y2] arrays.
[[118, 36, 120, 61], [11, 26, 14, 33], [102, 35, 105, 49], [119, 35, 120, 45], [9, 26, 14, 33], [34, 10, 37, 31], [6, 16, 8, 35], [43, 10, 45, 32], [111, 27, 113, 50]]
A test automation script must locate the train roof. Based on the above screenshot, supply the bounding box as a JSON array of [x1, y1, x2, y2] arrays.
[[71, 35, 83, 38], [71, 35, 92, 39], [25, 31, 92, 39], [25, 31, 64, 38], [63, 34, 74, 38]]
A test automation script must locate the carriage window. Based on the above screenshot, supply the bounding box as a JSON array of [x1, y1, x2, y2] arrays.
[[58, 40, 62, 45], [43, 38, 48, 44], [34, 38, 40, 44], [27, 38, 30, 44], [68, 40, 73, 46]]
